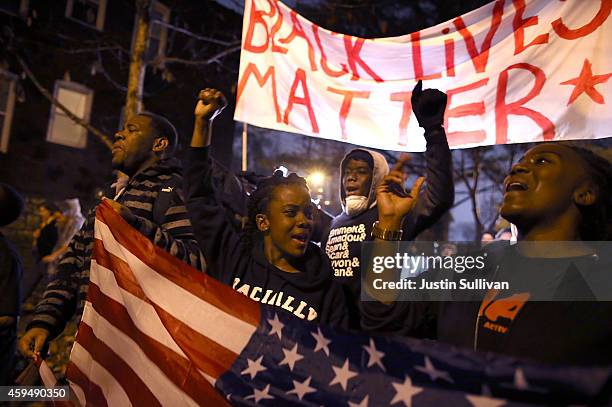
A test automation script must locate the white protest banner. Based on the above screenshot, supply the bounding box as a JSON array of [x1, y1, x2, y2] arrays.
[[234, 0, 612, 151]]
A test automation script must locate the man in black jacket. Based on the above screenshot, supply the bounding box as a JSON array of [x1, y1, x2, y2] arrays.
[[19, 113, 205, 360], [0, 183, 24, 384], [322, 81, 455, 329]]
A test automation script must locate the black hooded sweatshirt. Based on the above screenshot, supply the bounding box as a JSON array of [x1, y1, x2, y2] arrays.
[[361, 243, 612, 365], [186, 147, 348, 328]]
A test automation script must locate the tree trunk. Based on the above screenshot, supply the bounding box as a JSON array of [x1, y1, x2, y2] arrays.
[[125, 0, 152, 119]]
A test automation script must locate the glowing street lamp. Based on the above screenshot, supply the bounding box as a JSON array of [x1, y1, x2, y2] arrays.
[[307, 171, 325, 189]]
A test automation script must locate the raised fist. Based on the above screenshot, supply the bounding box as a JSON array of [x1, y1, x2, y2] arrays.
[[411, 80, 447, 131], [195, 88, 228, 121]]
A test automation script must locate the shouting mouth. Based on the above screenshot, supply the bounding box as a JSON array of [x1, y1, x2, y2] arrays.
[[291, 232, 309, 246], [345, 185, 361, 196], [505, 181, 528, 193]]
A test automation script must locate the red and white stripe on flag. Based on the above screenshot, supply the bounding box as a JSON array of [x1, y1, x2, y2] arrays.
[[37, 357, 76, 407], [66, 200, 260, 406]]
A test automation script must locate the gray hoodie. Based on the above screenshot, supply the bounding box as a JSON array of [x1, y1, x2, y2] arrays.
[[339, 148, 390, 215]]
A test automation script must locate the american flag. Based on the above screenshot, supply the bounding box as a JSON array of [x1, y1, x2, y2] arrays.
[[42, 201, 612, 406]]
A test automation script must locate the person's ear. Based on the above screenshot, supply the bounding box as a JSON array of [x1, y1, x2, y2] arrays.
[[256, 213, 270, 232], [152, 137, 169, 154], [573, 181, 599, 207]]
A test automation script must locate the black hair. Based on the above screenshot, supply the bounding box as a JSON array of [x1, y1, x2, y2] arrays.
[[565, 145, 612, 241], [0, 183, 24, 226], [243, 170, 309, 247], [39, 201, 60, 213], [139, 112, 178, 157], [344, 150, 373, 171]]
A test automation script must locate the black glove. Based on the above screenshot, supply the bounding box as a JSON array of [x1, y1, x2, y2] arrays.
[[411, 80, 447, 131]]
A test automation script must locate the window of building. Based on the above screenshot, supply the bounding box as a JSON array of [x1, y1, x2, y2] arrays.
[[148, 2, 171, 60], [0, 0, 29, 17], [0, 71, 18, 154], [65, 0, 107, 31], [46, 81, 93, 149], [131, 1, 171, 62]]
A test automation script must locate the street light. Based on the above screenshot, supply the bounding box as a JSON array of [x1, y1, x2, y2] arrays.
[[307, 171, 325, 188]]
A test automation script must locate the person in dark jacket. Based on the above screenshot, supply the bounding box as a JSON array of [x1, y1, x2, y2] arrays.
[[322, 80, 455, 329], [186, 88, 348, 328], [19, 112, 205, 360], [33, 203, 62, 263], [361, 142, 612, 365], [0, 183, 24, 385]]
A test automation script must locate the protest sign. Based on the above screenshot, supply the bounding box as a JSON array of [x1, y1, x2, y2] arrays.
[[235, 0, 612, 151]]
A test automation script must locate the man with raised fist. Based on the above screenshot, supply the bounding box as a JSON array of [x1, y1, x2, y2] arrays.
[[322, 80, 455, 329]]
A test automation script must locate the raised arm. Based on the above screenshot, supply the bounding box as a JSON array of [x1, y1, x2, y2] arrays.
[[191, 88, 227, 148], [364, 170, 424, 303], [360, 169, 436, 336], [402, 81, 454, 239], [184, 89, 245, 281]]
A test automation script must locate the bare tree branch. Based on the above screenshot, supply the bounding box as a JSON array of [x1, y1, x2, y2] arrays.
[[61, 45, 127, 54], [152, 45, 240, 66], [96, 48, 129, 93], [14, 53, 113, 150], [152, 20, 239, 46], [455, 150, 485, 240]]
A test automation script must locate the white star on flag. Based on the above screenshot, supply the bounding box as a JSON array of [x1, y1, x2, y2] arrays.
[[502, 367, 544, 393], [311, 327, 332, 356], [363, 338, 385, 371], [514, 368, 529, 390], [268, 313, 284, 339], [241, 355, 266, 379], [465, 393, 506, 407], [329, 358, 358, 391], [391, 376, 423, 406], [414, 356, 453, 383], [245, 384, 274, 403], [348, 395, 369, 407], [280, 343, 304, 371], [287, 376, 316, 401]]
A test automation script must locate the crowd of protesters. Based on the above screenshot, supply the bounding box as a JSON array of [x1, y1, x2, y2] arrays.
[[2, 80, 611, 387]]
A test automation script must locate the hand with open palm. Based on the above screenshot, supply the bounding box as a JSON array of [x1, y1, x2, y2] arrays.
[[376, 154, 424, 231]]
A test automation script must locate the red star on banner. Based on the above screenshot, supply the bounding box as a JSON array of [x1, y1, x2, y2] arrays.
[[560, 59, 612, 106]]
